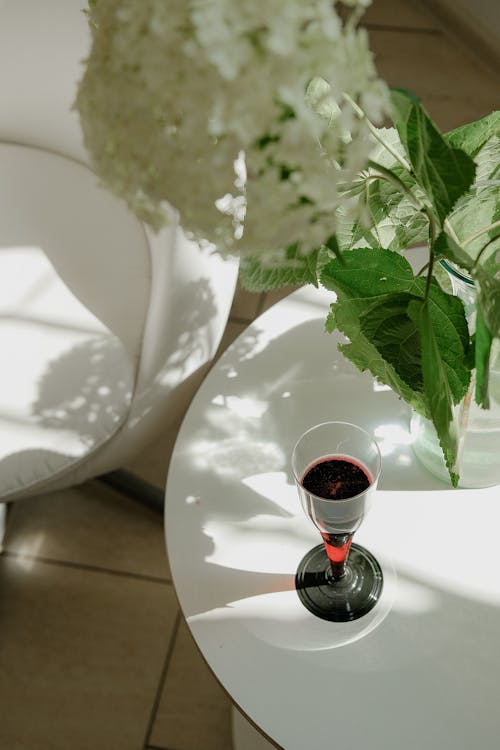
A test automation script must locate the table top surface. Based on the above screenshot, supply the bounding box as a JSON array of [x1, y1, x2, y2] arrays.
[[165, 284, 500, 750]]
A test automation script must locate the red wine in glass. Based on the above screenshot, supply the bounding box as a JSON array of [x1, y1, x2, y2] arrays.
[[292, 423, 383, 622], [303, 455, 370, 579]]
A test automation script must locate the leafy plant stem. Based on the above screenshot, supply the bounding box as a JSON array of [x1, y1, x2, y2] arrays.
[[367, 159, 423, 210], [342, 92, 413, 173], [415, 261, 430, 277], [339, 171, 391, 198], [424, 211, 439, 300], [455, 373, 475, 478], [424, 251, 435, 299]]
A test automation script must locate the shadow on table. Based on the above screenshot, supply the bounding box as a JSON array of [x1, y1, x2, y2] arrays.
[[169, 317, 488, 641], [181, 316, 449, 499]]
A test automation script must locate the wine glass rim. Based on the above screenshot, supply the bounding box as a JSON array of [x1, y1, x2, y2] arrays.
[[291, 420, 381, 501]]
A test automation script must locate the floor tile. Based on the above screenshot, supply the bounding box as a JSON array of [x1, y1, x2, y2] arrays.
[[150, 617, 233, 750], [215, 320, 250, 360], [0, 555, 178, 750], [3, 481, 170, 580], [229, 280, 264, 322], [260, 285, 298, 314], [126, 420, 183, 492]]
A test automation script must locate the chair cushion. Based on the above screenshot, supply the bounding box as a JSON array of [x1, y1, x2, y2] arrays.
[[0, 143, 150, 499]]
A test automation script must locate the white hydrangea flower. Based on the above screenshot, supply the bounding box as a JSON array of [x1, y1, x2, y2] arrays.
[[75, 0, 389, 258]]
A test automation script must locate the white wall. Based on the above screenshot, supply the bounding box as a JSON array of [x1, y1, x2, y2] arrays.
[[452, 0, 500, 33], [423, 0, 500, 67]]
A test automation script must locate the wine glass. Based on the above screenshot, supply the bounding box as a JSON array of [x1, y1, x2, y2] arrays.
[[292, 421, 383, 622]]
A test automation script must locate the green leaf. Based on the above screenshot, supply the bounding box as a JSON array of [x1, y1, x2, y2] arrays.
[[472, 135, 500, 184], [321, 247, 472, 459], [424, 278, 472, 404], [336, 122, 430, 254], [324, 234, 345, 265], [321, 247, 429, 414], [408, 299, 459, 486], [475, 304, 492, 409], [321, 245, 417, 301], [368, 126, 410, 168], [446, 112, 500, 157], [389, 88, 423, 154], [390, 89, 476, 225], [336, 171, 428, 253], [239, 244, 320, 292], [359, 293, 423, 390], [338, 329, 429, 418], [444, 137, 500, 264]]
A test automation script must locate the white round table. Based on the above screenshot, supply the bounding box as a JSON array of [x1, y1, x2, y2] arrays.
[[165, 285, 500, 750]]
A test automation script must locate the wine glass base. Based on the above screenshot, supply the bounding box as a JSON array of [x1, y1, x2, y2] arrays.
[[295, 543, 383, 622]]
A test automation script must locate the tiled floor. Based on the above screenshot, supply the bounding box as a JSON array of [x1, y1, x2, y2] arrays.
[[1, 2, 497, 748]]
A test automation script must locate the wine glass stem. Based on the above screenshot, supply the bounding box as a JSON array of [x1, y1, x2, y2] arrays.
[[321, 533, 353, 581]]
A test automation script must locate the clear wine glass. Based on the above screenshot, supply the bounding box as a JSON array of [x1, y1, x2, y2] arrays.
[[292, 421, 383, 622]]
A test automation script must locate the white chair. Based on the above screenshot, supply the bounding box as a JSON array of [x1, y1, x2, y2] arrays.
[[0, 0, 238, 510]]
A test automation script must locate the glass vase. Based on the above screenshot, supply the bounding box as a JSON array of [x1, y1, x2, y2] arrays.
[[410, 260, 500, 488]]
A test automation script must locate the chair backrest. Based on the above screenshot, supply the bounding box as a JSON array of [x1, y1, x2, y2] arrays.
[[0, 0, 238, 375], [0, 0, 238, 496], [0, 0, 152, 362]]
